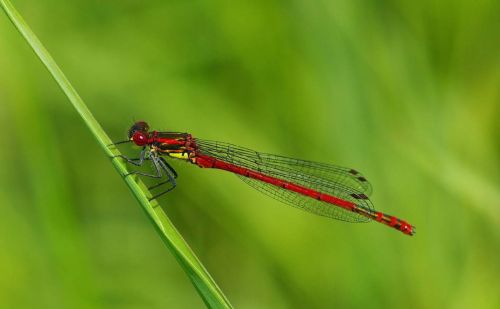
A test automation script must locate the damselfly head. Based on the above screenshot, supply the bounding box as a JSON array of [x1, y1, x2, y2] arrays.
[[128, 121, 150, 146], [128, 121, 149, 138]]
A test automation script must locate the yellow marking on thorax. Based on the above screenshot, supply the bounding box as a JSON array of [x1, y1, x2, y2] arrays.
[[168, 152, 190, 161]]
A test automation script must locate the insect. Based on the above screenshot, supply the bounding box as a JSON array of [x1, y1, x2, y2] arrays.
[[112, 121, 415, 236]]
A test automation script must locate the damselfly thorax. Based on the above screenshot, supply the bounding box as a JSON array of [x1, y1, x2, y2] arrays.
[[127, 122, 196, 161]]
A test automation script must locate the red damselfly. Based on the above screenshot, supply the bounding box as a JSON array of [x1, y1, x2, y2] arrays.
[[112, 121, 415, 236]]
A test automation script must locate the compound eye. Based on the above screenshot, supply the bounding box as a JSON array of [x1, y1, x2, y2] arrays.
[[132, 131, 148, 146]]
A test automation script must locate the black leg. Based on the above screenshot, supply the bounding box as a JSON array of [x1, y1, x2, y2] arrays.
[[148, 157, 177, 200], [115, 148, 178, 200], [149, 185, 177, 201], [107, 140, 132, 147], [160, 157, 178, 178], [147, 159, 177, 190], [113, 148, 149, 166], [125, 152, 163, 178]]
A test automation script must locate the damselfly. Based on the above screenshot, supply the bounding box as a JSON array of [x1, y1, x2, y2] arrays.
[[112, 121, 415, 236]]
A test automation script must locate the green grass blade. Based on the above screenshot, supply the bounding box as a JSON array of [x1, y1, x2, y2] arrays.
[[0, 1, 232, 308]]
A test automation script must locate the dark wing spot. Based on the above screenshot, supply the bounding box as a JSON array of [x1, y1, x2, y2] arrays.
[[350, 193, 369, 200], [357, 176, 367, 182], [349, 169, 359, 175]]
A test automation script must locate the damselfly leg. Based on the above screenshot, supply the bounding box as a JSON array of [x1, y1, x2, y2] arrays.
[[112, 148, 150, 166], [107, 140, 132, 146], [149, 157, 178, 180], [109, 142, 178, 200], [147, 157, 178, 200]]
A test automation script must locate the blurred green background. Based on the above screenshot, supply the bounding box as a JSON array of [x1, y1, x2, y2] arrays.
[[1, 0, 499, 308]]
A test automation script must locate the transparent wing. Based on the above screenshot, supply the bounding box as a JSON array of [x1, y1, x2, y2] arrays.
[[237, 176, 369, 222], [253, 152, 372, 196], [195, 139, 374, 222]]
